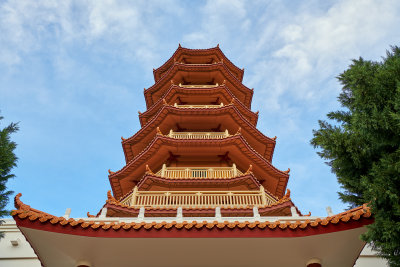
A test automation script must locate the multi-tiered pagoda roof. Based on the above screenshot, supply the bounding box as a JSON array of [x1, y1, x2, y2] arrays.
[[12, 45, 373, 267]]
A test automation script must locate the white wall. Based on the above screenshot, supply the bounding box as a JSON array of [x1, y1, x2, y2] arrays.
[[0, 219, 41, 267], [354, 245, 388, 267]]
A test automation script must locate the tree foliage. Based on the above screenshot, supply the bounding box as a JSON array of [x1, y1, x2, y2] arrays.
[[0, 114, 19, 221], [311, 46, 400, 266]]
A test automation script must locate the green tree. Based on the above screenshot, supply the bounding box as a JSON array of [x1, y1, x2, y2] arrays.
[[311, 46, 400, 266], [0, 113, 19, 233]]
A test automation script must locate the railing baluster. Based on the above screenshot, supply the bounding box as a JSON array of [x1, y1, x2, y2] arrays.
[[123, 189, 277, 209]]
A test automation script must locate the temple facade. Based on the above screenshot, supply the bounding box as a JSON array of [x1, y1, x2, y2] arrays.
[[9, 46, 384, 267]]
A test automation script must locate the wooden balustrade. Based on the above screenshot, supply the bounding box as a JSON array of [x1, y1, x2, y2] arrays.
[[174, 103, 224, 108], [155, 164, 242, 179], [167, 129, 230, 139], [178, 83, 219, 88], [120, 186, 277, 208]]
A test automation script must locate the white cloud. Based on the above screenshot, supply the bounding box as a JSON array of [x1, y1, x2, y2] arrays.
[[0, 0, 186, 68], [244, 0, 400, 113]]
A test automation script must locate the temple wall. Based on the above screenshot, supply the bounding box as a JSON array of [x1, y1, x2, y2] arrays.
[[0, 219, 40, 267]]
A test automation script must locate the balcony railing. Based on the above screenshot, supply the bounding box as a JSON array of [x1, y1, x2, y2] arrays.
[[174, 103, 224, 108], [155, 164, 243, 179], [167, 129, 230, 140], [120, 186, 277, 208], [178, 83, 219, 88]]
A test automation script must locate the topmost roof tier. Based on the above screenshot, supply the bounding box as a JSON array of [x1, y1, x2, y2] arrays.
[[153, 45, 244, 83]]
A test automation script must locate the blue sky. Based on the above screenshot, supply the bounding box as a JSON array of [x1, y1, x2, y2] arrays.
[[1, 0, 400, 218]]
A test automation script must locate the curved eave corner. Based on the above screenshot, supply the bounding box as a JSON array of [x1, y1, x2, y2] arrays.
[[13, 193, 373, 238]]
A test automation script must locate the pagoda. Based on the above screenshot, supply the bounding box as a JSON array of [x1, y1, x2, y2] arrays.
[[12, 45, 373, 267]]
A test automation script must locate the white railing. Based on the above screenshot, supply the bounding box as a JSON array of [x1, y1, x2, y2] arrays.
[[120, 186, 277, 208], [155, 164, 243, 179], [174, 103, 224, 108], [178, 83, 219, 88], [168, 129, 230, 139]]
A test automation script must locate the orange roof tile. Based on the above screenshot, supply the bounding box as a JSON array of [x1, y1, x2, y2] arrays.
[[13, 193, 372, 235]]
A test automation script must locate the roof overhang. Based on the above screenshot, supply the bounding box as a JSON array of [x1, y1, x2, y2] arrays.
[[16, 219, 369, 267], [12, 195, 374, 267]]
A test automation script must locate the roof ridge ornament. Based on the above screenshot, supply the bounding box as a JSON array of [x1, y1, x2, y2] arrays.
[[156, 127, 163, 135], [108, 169, 115, 175], [245, 164, 253, 174], [121, 136, 126, 141], [14, 193, 30, 211], [235, 127, 242, 135], [146, 164, 155, 175], [284, 168, 290, 174], [107, 190, 117, 202], [284, 189, 291, 198]]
